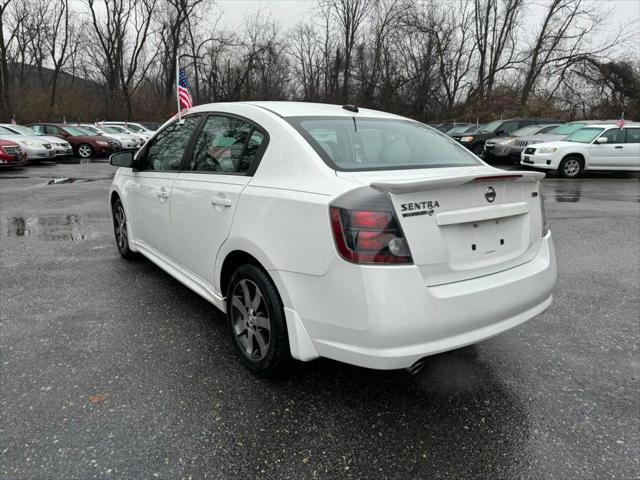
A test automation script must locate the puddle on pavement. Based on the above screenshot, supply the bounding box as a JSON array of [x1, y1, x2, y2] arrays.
[[46, 177, 104, 185], [7, 215, 94, 241]]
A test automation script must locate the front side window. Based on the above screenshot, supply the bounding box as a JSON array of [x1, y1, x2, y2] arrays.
[[143, 116, 200, 171], [599, 128, 625, 144], [625, 128, 640, 144], [288, 117, 480, 171], [565, 128, 604, 143], [46, 126, 63, 135], [189, 115, 264, 173]]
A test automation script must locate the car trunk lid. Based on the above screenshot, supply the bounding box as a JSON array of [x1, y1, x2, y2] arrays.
[[337, 167, 545, 286]]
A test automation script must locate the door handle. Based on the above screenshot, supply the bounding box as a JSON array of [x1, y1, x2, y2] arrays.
[[210, 197, 232, 207], [614, 146, 623, 149]]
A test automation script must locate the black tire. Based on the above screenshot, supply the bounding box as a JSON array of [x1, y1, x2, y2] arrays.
[[226, 264, 292, 377], [77, 143, 93, 159], [558, 155, 583, 178], [112, 198, 136, 260], [471, 143, 485, 157]]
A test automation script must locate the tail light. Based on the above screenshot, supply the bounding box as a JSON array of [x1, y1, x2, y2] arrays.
[[330, 187, 413, 265]]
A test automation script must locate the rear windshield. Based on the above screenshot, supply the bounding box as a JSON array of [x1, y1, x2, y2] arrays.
[[287, 116, 480, 171]]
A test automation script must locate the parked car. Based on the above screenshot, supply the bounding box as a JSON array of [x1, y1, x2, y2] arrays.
[[451, 118, 561, 156], [104, 122, 155, 140], [521, 123, 640, 177], [0, 126, 57, 162], [109, 101, 556, 376], [485, 124, 562, 163], [510, 120, 622, 155], [99, 124, 148, 144], [28, 123, 121, 159], [434, 122, 470, 133], [0, 139, 27, 168], [0, 123, 73, 156], [80, 124, 144, 150]]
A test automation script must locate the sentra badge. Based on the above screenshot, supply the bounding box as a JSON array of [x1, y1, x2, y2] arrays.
[[400, 200, 440, 217]]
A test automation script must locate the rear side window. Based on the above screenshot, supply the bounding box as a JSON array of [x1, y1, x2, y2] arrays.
[[625, 128, 639, 143], [189, 115, 264, 173], [143, 115, 201, 171], [287, 117, 480, 171]]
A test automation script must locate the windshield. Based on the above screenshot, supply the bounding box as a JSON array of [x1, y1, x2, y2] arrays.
[[103, 126, 122, 134], [81, 126, 101, 134], [565, 127, 604, 143], [287, 116, 480, 171], [548, 123, 585, 135], [511, 125, 541, 137], [62, 127, 86, 136], [6, 125, 42, 136], [479, 120, 503, 133], [0, 126, 18, 135], [124, 124, 145, 132], [141, 122, 160, 131], [446, 125, 471, 134]]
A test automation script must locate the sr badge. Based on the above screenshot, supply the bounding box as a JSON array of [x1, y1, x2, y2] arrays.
[[400, 200, 440, 217]]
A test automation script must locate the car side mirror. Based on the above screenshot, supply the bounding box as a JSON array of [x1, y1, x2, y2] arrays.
[[110, 151, 137, 168], [595, 137, 608, 144]]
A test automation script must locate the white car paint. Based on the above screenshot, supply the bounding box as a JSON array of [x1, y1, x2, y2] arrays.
[[521, 124, 640, 175], [110, 101, 557, 371], [0, 124, 73, 156]]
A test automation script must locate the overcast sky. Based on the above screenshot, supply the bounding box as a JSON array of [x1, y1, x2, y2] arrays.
[[216, 0, 640, 33]]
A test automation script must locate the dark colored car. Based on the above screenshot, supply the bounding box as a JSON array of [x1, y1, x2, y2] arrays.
[[444, 123, 478, 136], [484, 123, 562, 163], [451, 118, 561, 157], [0, 139, 27, 168], [28, 123, 121, 159]]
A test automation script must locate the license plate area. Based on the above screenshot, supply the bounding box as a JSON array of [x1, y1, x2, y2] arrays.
[[440, 215, 529, 270]]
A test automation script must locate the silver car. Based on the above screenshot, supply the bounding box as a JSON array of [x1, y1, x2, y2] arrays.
[[0, 124, 73, 156], [0, 126, 57, 161]]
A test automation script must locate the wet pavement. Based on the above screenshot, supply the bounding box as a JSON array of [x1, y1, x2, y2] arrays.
[[1, 162, 638, 479]]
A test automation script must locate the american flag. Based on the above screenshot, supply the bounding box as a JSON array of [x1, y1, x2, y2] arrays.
[[616, 113, 625, 129], [177, 67, 193, 110]]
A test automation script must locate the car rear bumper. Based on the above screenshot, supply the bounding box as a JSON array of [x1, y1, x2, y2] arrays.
[[277, 232, 557, 370]]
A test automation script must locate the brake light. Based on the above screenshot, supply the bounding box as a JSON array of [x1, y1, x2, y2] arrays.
[[330, 207, 412, 264]]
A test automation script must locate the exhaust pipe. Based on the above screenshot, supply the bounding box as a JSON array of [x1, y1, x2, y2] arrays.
[[406, 359, 426, 375]]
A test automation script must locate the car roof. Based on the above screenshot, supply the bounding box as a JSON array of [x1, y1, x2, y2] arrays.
[[189, 101, 405, 119]]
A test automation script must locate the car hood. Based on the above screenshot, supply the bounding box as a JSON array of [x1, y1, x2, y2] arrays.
[[528, 140, 576, 149], [70, 135, 115, 143], [522, 133, 566, 144], [0, 134, 51, 147], [38, 135, 70, 145]]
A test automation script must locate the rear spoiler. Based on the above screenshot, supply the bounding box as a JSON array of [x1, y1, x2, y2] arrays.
[[370, 170, 545, 194]]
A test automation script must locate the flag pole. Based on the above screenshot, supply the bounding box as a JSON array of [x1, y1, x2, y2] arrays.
[[176, 55, 182, 124]]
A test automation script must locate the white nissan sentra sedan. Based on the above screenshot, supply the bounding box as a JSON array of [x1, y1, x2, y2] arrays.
[[109, 102, 557, 376]]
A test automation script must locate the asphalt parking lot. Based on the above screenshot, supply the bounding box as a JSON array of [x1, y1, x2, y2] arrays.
[[1, 159, 638, 479]]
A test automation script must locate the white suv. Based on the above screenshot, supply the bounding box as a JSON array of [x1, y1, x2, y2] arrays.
[[109, 102, 557, 376], [521, 123, 640, 177]]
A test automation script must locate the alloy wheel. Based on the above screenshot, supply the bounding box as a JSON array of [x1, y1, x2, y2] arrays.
[[78, 145, 92, 158], [113, 204, 128, 252], [230, 279, 271, 361], [563, 158, 580, 177]]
